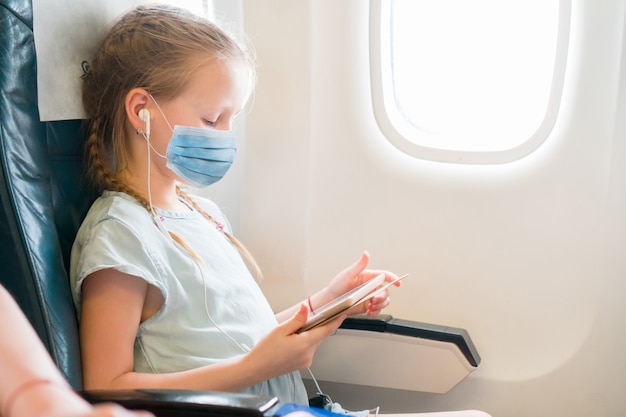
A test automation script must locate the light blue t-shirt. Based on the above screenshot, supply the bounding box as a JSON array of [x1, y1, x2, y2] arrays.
[[70, 191, 307, 404]]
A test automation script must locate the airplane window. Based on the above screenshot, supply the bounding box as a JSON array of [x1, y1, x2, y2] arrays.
[[370, 0, 570, 164]]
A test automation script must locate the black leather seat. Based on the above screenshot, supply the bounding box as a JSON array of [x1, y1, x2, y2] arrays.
[[0, 0, 89, 389]]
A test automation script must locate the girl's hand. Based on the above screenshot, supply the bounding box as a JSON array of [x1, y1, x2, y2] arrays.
[[325, 251, 401, 317], [244, 304, 345, 380]]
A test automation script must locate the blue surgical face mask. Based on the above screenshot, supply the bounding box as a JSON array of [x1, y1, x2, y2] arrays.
[[146, 95, 237, 188], [165, 126, 237, 188]]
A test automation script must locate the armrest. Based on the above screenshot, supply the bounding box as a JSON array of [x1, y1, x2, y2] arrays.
[[81, 389, 280, 417], [303, 315, 481, 393], [340, 315, 481, 367]]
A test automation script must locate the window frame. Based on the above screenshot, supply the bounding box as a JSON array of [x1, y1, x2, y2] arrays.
[[369, 0, 572, 164]]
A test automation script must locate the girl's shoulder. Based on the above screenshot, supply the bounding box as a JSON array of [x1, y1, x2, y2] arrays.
[[74, 191, 162, 253], [82, 191, 151, 227]]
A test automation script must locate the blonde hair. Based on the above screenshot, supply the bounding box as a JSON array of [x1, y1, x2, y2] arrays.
[[82, 4, 261, 278]]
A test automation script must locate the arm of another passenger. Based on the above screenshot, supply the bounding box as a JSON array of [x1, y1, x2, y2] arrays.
[[0, 285, 152, 417]]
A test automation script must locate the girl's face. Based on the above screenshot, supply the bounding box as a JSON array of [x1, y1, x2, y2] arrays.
[[148, 59, 251, 157]]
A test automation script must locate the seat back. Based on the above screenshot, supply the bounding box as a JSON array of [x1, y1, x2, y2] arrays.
[[0, 0, 97, 390]]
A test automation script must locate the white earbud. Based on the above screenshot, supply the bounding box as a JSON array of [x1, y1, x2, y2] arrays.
[[139, 108, 150, 137]]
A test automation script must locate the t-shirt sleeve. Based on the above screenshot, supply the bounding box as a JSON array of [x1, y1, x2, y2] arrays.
[[72, 217, 168, 305]]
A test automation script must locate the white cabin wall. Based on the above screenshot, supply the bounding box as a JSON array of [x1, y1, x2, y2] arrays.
[[238, 1, 314, 301], [207, 0, 626, 415]]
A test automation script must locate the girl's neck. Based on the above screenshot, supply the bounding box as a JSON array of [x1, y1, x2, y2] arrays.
[[122, 170, 191, 213], [149, 192, 192, 213]]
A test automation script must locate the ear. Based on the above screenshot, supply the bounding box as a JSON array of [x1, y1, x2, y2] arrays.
[[125, 88, 151, 134]]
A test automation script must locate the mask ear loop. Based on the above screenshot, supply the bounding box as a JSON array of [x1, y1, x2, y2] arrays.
[[149, 93, 174, 131]]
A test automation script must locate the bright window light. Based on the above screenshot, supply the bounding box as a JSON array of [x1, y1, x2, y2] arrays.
[[370, 0, 569, 164], [162, 0, 213, 18]]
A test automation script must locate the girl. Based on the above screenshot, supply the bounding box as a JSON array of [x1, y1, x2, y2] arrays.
[[70, 4, 399, 406]]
